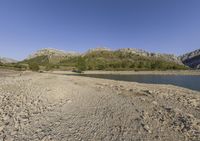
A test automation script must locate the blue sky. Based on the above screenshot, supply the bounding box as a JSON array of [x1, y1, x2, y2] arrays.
[[0, 0, 200, 60]]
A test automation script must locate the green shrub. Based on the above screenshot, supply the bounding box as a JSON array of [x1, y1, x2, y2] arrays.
[[29, 63, 39, 71], [45, 64, 54, 71], [76, 57, 86, 72]]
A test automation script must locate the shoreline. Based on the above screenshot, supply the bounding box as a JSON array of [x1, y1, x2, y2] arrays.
[[52, 70, 200, 75]]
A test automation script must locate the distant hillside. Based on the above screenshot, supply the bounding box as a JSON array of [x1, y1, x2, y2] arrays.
[[116, 48, 183, 65], [179, 49, 200, 69], [21, 47, 188, 71], [60, 48, 187, 71], [0, 57, 27, 71], [23, 48, 79, 65], [0, 57, 17, 64], [28, 48, 74, 59]]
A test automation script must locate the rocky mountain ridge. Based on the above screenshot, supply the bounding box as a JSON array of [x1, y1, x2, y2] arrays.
[[26, 47, 182, 64], [27, 48, 80, 59], [116, 48, 182, 64], [179, 49, 200, 69], [1, 47, 199, 69]]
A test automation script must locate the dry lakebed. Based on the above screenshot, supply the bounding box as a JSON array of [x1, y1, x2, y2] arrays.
[[0, 70, 200, 141]]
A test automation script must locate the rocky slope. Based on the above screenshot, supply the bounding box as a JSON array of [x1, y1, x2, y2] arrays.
[[23, 48, 80, 65], [180, 49, 200, 69], [27, 48, 79, 59], [117, 48, 182, 64]]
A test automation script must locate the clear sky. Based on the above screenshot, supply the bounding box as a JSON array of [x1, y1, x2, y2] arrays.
[[0, 0, 200, 60]]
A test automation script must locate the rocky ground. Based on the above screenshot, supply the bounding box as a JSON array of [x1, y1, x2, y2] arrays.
[[0, 70, 200, 141]]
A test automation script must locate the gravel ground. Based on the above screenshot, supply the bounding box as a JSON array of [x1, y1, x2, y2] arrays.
[[0, 71, 200, 141]]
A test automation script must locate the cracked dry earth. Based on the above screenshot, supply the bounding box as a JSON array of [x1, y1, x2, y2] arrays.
[[0, 71, 200, 141]]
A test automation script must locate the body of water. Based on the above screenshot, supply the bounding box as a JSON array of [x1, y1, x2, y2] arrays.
[[71, 74, 200, 91]]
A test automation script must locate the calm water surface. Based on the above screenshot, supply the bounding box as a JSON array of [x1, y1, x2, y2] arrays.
[[71, 74, 200, 91]]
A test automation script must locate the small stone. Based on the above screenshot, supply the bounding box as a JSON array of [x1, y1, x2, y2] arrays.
[[115, 87, 120, 90], [32, 111, 40, 114], [152, 101, 158, 105], [5, 136, 14, 141], [193, 124, 200, 130], [0, 126, 5, 132], [67, 100, 72, 103], [155, 135, 160, 139], [20, 114, 29, 119], [55, 121, 60, 125], [165, 107, 172, 112], [143, 125, 152, 133], [140, 98, 145, 101], [129, 89, 133, 92], [144, 90, 153, 94], [11, 131, 17, 136]]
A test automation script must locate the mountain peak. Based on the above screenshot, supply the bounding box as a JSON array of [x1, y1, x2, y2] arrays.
[[180, 49, 200, 69], [27, 48, 78, 59]]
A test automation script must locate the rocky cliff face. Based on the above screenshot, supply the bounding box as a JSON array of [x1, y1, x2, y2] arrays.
[[117, 48, 183, 64], [27, 48, 79, 59], [179, 49, 200, 69]]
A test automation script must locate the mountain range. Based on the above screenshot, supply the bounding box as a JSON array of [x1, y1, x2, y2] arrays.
[[23, 47, 184, 64], [24, 47, 183, 63], [0, 47, 200, 70], [21, 48, 187, 71]]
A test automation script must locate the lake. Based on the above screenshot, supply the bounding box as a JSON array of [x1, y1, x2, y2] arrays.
[[71, 74, 200, 91]]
